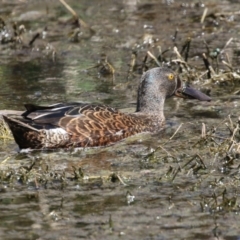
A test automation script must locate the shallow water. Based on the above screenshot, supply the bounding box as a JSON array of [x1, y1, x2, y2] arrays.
[[1, 0, 240, 239]]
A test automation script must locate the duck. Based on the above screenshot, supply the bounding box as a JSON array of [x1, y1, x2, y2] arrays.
[[3, 67, 211, 150]]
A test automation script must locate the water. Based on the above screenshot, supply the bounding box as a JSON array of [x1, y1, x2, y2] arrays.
[[0, 0, 240, 239]]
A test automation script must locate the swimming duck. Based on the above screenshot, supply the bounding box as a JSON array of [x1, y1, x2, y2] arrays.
[[3, 67, 211, 150]]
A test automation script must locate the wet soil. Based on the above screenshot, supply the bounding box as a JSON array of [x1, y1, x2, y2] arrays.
[[1, 0, 240, 239]]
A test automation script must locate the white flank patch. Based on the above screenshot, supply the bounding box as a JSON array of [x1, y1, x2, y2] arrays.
[[43, 128, 69, 147], [48, 128, 68, 135], [20, 148, 32, 153], [115, 130, 123, 136]]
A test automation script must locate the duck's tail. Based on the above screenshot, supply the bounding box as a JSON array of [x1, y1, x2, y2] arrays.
[[2, 115, 42, 149]]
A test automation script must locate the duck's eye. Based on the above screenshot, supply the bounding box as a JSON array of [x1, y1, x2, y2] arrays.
[[168, 73, 175, 80]]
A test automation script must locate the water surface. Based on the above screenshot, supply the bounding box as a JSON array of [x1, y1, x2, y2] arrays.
[[0, 0, 240, 239]]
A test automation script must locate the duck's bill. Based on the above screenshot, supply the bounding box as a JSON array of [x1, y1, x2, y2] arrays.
[[175, 85, 211, 101]]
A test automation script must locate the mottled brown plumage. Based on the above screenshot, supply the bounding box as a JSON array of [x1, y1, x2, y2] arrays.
[[3, 67, 211, 150]]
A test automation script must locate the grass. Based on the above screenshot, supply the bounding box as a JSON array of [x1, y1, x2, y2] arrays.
[[0, 119, 13, 140]]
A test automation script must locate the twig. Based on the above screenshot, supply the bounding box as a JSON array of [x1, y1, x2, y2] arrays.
[[196, 154, 207, 169], [59, 0, 93, 30], [171, 167, 181, 182], [173, 46, 184, 61], [59, 0, 78, 19], [29, 32, 40, 46], [228, 115, 234, 129], [202, 53, 216, 78], [172, 29, 178, 46], [202, 123, 206, 138], [35, 177, 39, 189], [128, 50, 137, 75], [221, 37, 233, 54], [158, 145, 173, 156], [147, 51, 161, 66], [230, 124, 239, 142], [169, 123, 183, 140], [180, 38, 191, 62], [222, 60, 233, 71], [201, 8, 208, 23], [117, 174, 127, 186], [198, 70, 209, 79], [0, 156, 10, 164], [214, 11, 240, 17]]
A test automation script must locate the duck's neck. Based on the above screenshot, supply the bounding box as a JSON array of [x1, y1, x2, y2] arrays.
[[136, 95, 165, 120], [136, 71, 168, 120]]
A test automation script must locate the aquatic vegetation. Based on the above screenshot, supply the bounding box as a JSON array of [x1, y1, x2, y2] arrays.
[[0, 119, 13, 140]]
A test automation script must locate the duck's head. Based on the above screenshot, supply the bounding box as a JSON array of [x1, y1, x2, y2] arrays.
[[136, 67, 211, 113]]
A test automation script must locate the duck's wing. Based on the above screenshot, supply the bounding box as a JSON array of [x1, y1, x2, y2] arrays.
[[21, 102, 102, 126], [22, 102, 83, 123], [22, 102, 141, 135], [57, 104, 142, 146]]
